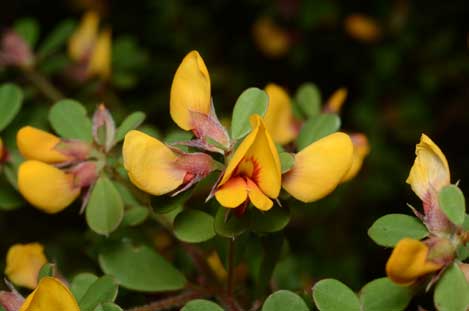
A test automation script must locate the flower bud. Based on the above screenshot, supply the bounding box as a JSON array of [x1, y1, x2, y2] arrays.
[[0, 291, 24, 311], [0, 30, 34, 68], [92, 104, 115, 152]]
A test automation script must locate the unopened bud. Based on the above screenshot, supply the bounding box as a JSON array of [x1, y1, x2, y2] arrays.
[[70, 161, 99, 188], [0, 30, 34, 68], [0, 291, 24, 311], [92, 104, 116, 152], [55, 140, 92, 162]]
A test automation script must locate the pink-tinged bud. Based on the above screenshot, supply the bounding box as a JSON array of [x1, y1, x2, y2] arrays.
[[92, 104, 116, 152], [171, 151, 218, 195], [69, 161, 99, 188], [0, 30, 34, 68], [422, 192, 454, 234], [54, 140, 92, 162], [425, 236, 455, 266], [190, 108, 231, 153], [0, 290, 24, 311]]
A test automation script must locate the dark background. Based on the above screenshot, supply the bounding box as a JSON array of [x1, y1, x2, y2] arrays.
[[2, 0, 469, 308]]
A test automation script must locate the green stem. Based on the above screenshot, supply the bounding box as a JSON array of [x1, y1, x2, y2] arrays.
[[22, 67, 64, 102]]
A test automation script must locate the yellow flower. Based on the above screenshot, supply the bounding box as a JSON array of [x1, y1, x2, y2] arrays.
[[344, 14, 382, 43], [19, 277, 80, 311], [324, 87, 348, 114], [264, 83, 297, 145], [282, 132, 354, 202], [252, 17, 290, 58], [17, 126, 70, 163], [5, 243, 48, 289], [18, 160, 81, 213], [215, 115, 281, 211], [386, 238, 442, 285], [123, 130, 215, 196], [68, 11, 111, 79], [170, 50, 211, 131], [406, 134, 450, 201], [341, 133, 370, 182]]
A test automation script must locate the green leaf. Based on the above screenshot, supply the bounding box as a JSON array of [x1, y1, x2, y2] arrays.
[[249, 207, 290, 233], [101, 303, 123, 311], [49, 99, 93, 141], [313, 279, 360, 311], [438, 185, 466, 225], [367, 214, 428, 247], [279, 152, 295, 173], [78, 276, 119, 311], [115, 111, 146, 143], [37, 263, 54, 280], [182, 299, 224, 311], [38, 20, 76, 58], [122, 207, 149, 227], [14, 18, 39, 47], [360, 277, 412, 311], [231, 88, 269, 139], [262, 290, 309, 311], [98, 240, 186, 292], [86, 177, 124, 235], [463, 214, 469, 231], [434, 264, 469, 311], [0, 186, 23, 211], [214, 206, 248, 238], [297, 114, 341, 150], [71, 273, 99, 302], [173, 209, 216, 243], [295, 83, 321, 118], [0, 83, 23, 131]]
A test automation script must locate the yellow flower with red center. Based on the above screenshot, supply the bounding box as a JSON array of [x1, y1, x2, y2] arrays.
[[19, 277, 80, 311], [68, 11, 111, 80], [16, 126, 93, 213], [215, 115, 281, 211], [4, 243, 47, 289], [386, 238, 443, 285]]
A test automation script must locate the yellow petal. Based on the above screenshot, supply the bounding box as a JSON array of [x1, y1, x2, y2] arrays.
[[88, 28, 111, 79], [215, 176, 248, 208], [17, 126, 70, 163], [341, 133, 370, 182], [207, 251, 228, 282], [282, 132, 353, 203], [406, 134, 450, 201], [68, 11, 99, 61], [246, 178, 273, 211], [5, 243, 47, 289], [325, 88, 348, 113], [219, 115, 281, 198], [170, 50, 211, 130], [123, 130, 185, 195], [19, 277, 80, 311], [386, 238, 442, 285], [18, 160, 80, 213], [344, 14, 381, 43], [264, 83, 296, 144]]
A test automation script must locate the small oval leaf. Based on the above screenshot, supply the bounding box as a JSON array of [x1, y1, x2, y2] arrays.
[[49, 99, 93, 141], [360, 277, 412, 311], [182, 299, 224, 311], [262, 290, 309, 311], [71, 273, 99, 302], [313, 279, 361, 311], [78, 275, 118, 311], [115, 111, 146, 143], [297, 114, 341, 150], [98, 240, 186, 292], [86, 177, 124, 235], [434, 264, 469, 311], [231, 88, 269, 139], [438, 185, 466, 226], [0, 83, 23, 131], [173, 209, 216, 243], [368, 214, 428, 247], [295, 82, 321, 118]]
